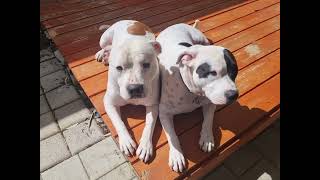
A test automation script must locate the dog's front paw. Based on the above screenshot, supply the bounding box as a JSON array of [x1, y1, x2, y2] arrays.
[[199, 129, 214, 152], [136, 138, 153, 163], [118, 134, 137, 156], [169, 148, 186, 173]]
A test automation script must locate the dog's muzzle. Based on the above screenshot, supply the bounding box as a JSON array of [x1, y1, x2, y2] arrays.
[[127, 84, 145, 98]]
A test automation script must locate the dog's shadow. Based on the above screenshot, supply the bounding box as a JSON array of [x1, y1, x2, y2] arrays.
[[117, 63, 278, 171], [119, 98, 277, 170], [175, 102, 278, 177]]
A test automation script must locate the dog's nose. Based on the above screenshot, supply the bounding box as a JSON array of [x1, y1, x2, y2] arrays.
[[224, 90, 239, 102], [127, 84, 144, 98]]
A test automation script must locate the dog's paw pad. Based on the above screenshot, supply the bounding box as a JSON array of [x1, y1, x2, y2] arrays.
[[199, 131, 215, 152], [136, 140, 153, 163], [169, 148, 186, 173]]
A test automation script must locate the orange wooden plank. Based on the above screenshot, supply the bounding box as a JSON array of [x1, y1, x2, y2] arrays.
[[41, 0, 94, 8], [236, 50, 280, 95], [41, 0, 86, 13], [80, 71, 107, 97], [80, 30, 279, 101], [86, 34, 279, 123], [71, 60, 107, 81], [59, 0, 276, 60], [62, 0, 261, 66], [133, 73, 280, 179], [191, 0, 279, 32], [70, 11, 279, 83], [189, 108, 279, 179], [89, 93, 105, 114], [91, 49, 279, 146], [234, 30, 279, 68], [47, 0, 183, 35], [152, 0, 277, 33], [40, 0, 281, 177], [51, 0, 206, 45], [41, 0, 119, 22], [54, 0, 272, 49], [43, 0, 147, 27], [66, 46, 100, 68], [124, 50, 279, 163], [56, 0, 229, 56], [53, 0, 251, 51], [63, 0, 275, 69], [203, 3, 279, 42], [216, 15, 280, 51]]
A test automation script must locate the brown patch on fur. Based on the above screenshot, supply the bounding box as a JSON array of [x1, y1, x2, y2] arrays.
[[127, 22, 152, 36]]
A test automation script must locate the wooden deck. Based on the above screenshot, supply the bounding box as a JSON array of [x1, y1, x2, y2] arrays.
[[40, 0, 280, 179]]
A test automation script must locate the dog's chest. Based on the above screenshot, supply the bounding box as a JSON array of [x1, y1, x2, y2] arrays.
[[161, 72, 210, 114]]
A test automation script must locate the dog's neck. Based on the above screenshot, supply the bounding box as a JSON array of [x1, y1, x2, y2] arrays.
[[177, 42, 205, 96], [178, 66, 204, 96]]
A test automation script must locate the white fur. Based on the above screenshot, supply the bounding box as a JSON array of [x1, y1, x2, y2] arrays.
[[98, 20, 160, 163], [156, 21, 238, 172]]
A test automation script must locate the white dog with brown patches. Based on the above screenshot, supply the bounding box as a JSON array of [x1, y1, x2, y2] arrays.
[[95, 20, 161, 163], [156, 21, 239, 172]]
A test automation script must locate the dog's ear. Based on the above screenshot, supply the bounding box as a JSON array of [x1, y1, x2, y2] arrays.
[[176, 51, 197, 67], [223, 48, 238, 81], [95, 45, 112, 65], [150, 41, 161, 55]]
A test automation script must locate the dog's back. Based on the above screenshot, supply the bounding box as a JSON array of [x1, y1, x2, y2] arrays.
[[156, 22, 210, 68], [157, 23, 209, 49]]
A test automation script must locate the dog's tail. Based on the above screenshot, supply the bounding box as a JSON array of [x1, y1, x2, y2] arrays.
[[192, 19, 200, 29], [98, 24, 111, 31]]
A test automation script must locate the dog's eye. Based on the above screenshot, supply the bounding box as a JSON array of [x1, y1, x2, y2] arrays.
[[116, 66, 123, 71], [210, 71, 217, 76], [143, 63, 150, 69]]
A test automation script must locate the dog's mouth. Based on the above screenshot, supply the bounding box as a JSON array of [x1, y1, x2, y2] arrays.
[[129, 93, 145, 99]]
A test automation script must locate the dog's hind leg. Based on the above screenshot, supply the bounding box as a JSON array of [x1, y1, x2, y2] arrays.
[[95, 24, 116, 64], [99, 24, 115, 49]]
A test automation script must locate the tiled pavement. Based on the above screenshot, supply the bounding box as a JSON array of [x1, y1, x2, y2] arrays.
[[40, 28, 279, 180], [203, 119, 280, 180], [40, 29, 139, 180]]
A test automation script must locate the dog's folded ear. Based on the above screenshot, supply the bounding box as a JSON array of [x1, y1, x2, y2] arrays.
[[150, 41, 162, 55], [223, 48, 238, 81], [176, 50, 197, 67]]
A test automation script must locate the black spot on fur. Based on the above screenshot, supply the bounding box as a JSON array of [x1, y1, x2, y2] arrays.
[[196, 63, 211, 78], [223, 49, 238, 81], [178, 42, 192, 47]]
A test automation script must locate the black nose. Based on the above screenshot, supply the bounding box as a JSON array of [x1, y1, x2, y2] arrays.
[[127, 84, 144, 98], [224, 90, 239, 102]]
